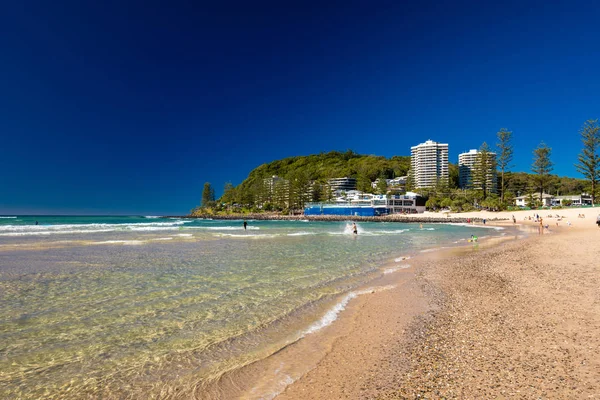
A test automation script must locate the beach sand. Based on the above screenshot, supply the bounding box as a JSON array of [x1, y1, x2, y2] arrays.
[[275, 207, 600, 399]]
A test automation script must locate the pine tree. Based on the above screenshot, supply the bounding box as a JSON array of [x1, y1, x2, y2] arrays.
[[201, 182, 215, 207], [574, 119, 600, 205], [496, 128, 513, 203], [471, 142, 497, 200], [532, 142, 554, 200]]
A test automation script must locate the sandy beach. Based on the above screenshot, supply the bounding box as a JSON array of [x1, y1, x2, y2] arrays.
[[275, 207, 600, 399]]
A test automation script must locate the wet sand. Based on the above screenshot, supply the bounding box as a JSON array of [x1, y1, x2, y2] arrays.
[[275, 210, 600, 399]]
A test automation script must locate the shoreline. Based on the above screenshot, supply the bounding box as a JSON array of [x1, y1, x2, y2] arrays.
[[198, 223, 523, 399], [269, 209, 600, 398]]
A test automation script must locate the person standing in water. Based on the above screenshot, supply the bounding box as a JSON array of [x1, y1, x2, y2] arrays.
[[243, 220, 247, 230], [352, 222, 358, 235]]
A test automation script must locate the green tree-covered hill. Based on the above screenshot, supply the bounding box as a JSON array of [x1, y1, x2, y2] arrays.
[[220, 150, 410, 208]]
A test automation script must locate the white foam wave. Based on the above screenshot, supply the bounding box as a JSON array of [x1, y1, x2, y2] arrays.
[[287, 232, 316, 236], [375, 229, 410, 234], [394, 256, 411, 262], [0, 221, 189, 236], [151, 237, 173, 241], [92, 240, 145, 245], [384, 264, 411, 274], [184, 226, 260, 230], [302, 286, 396, 336], [420, 246, 449, 253], [143, 216, 160, 218], [174, 233, 193, 237], [1, 229, 116, 236], [0, 216, 17, 218], [213, 233, 279, 239], [446, 223, 504, 230]]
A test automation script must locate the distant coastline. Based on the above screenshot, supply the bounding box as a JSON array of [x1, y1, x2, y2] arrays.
[[163, 213, 506, 223]]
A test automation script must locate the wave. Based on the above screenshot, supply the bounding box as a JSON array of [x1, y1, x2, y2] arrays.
[[302, 285, 396, 336], [446, 223, 504, 230], [374, 229, 410, 234], [0, 216, 17, 218], [0, 221, 190, 236], [91, 240, 145, 245], [394, 256, 411, 262], [287, 232, 316, 236], [384, 264, 411, 274], [143, 216, 161, 219], [213, 233, 279, 239], [198, 226, 260, 231]]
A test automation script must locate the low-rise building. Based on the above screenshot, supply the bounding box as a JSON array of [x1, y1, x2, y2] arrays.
[[304, 191, 425, 216], [551, 194, 593, 206], [514, 193, 554, 207]]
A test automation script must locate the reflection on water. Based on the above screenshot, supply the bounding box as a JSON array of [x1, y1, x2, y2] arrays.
[[0, 217, 504, 398]]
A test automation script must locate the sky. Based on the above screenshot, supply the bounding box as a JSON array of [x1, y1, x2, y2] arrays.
[[1, 0, 600, 215]]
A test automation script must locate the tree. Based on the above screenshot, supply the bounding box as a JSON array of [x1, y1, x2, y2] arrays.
[[471, 142, 497, 200], [532, 142, 554, 200], [202, 182, 215, 207], [448, 163, 460, 189], [376, 175, 388, 194], [221, 182, 236, 205], [496, 128, 513, 203], [574, 119, 600, 205]]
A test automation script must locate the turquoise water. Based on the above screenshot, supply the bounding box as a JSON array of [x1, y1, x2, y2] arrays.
[[0, 216, 504, 398]]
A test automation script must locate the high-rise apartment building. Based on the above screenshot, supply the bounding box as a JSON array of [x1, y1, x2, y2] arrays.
[[410, 140, 449, 188], [458, 149, 497, 193]]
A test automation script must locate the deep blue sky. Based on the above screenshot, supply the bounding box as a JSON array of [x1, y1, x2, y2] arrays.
[[2, 1, 599, 215]]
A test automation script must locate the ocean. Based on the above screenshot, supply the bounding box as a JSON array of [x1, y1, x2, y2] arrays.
[[0, 215, 506, 399]]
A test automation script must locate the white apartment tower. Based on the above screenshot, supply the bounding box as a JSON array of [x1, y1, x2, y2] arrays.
[[458, 149, 497, 193], [410, 140, 449, 188]]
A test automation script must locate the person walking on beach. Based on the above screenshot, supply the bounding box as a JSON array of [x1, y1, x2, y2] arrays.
[[596, 214, 600, 228], [539, 217, 544, 235], [243, 220, 247, 230]]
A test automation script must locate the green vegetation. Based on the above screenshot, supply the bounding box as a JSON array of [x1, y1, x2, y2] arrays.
[[574, 119, 600, 205], [192, 151, 410, 214], [496, 128, 513, 203], [531, 142, 554, 199]]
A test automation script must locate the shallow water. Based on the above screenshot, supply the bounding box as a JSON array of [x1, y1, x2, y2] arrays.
[[0, 216, 505, 398]]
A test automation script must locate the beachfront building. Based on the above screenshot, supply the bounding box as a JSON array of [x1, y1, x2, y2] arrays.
[[458, 149, 498, 193], [410, 140, 449, 188], [514, 193, 554, 208], [387, 192, 426, 214], [304, 191, 425, 216], [551, 194, 593, 207]]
